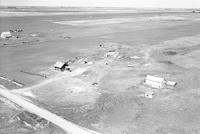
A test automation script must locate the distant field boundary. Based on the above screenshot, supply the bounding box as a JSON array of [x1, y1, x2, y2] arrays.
[[0, 76, 24, 87], [20, 70, 47, 78]]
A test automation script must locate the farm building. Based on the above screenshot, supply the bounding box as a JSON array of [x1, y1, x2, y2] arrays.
[[104, 51, 120, 58], [166, 81, 177, 87], [144, 75, 166, 89], [144, 91, 154, 98], [54, 61, 67, 71], [1, 31, 12, 39]]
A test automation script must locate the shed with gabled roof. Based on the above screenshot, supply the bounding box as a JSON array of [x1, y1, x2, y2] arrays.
[[54, 61, 67, 71]]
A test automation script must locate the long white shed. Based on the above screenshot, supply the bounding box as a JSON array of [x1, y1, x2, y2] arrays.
[[144, 75, 166, 89]]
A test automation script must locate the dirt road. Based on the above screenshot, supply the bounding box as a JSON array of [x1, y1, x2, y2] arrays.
[[0, 85, 102, 134], [12, 67, 90, 93]]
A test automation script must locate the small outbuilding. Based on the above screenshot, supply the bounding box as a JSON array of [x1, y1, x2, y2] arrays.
[[104, 51, 120, 58], [144, 75, 166, 89], [144, 91, 154, 98], [166, 81, 177, 87], [54, 61, 67, 71], [1, 31, 12, 39]]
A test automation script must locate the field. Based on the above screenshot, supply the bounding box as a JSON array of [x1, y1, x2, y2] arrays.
[[0, 7, 200, 134]]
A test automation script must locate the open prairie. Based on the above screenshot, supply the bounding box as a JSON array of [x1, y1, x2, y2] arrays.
[[0, 7, 200, 134]]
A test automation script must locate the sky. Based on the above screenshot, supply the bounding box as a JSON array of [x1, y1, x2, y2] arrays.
[[1, 0, 200, 8]]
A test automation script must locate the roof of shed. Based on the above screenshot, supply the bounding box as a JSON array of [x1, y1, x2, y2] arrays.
[[54, 61, 65, 68], [145, 75, 165, 83]]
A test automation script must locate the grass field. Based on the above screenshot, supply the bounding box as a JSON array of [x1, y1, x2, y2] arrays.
[[0, 7, 200, 134]]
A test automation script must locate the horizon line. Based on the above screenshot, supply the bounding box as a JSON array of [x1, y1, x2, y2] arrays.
[[0, 5, 199, 10]]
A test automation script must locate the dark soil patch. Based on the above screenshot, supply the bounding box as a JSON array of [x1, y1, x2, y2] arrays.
[[159, 60, 174, 65], [163, 51, 177, 56]]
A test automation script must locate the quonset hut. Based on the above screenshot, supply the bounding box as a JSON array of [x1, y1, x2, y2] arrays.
[[144, 75, 166, 89], [1, 31, 12, 39]]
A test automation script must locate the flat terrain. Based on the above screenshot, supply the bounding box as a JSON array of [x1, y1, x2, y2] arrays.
[[0, 7, 200, 134]]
